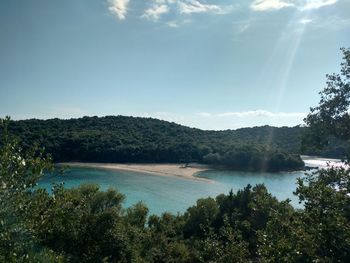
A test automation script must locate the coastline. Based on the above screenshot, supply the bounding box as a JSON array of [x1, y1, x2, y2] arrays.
[[57, 162, 213, 182]]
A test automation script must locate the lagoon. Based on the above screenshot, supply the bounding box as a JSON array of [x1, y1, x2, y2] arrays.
[[38, 167, 306, 215], [38, 157, 343, 215]]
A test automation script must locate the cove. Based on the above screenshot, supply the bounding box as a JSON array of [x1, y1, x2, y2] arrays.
[[38, 167, 306, 215]]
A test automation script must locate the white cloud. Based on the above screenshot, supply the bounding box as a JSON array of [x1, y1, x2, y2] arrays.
[[299, 18, 313, 24], [194, 110, 306, 129], [139, 0, 232, 26], [178, 0, 225, 14], [302, 0, 338, 10], [138, 110, 306, 130], [251, 0, 294, 11], [250, 0, 338, 11], [198, 110, 306, 118], [108, 0, 130, 20], [166, 18, 192, 27], [166, 20, 180, 27], [142, 4, 169, 21]]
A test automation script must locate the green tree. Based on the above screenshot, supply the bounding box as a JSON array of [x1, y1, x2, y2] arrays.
[[0, 117, 62, 262], [259, 48, 350, 262], [258, 167, 350, 262], [303, 48, 350, 160], [183, 197, 219, 238]]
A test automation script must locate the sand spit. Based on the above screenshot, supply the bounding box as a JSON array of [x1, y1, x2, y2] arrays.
[[57, 162, 213, 182]]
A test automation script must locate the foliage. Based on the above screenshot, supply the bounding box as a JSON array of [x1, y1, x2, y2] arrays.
[[1, 117, 350, 262], [258, 168, 350, 262], [0, 117, 61, 262], [1, 48, 350, 262], [202, 145, 303, 172], [303, 48, 350, 161], [2, 116, 309, 172]]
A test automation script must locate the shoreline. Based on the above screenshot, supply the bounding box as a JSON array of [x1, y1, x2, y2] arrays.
[[57, 162, 213, 183]]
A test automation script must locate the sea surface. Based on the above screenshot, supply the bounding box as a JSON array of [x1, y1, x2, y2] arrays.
[[37, 157, 342, 215]]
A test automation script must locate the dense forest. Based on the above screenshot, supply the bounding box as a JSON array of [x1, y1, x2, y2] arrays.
[[0, 116, 326, 172], [4, 115, 347, 171]]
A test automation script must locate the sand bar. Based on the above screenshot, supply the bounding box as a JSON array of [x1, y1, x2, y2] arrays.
[[57, 162, 213, 182]]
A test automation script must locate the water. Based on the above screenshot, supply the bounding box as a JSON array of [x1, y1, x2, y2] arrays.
[[38, 167, 306, 215], [302, 155, 347, 169]]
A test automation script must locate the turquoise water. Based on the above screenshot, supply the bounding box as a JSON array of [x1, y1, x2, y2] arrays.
[[38, 167, 305, 215]]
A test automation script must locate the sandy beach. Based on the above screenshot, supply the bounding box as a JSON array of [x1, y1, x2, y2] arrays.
[[57, 162, 212, 182]]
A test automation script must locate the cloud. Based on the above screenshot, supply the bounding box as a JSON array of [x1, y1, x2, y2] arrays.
[[166, 18, 192, 27], [142, 4, 169, 21], [250, 0, 338, 11], [194, 110, 307, 129], [166, 20, 180, 27], [299, 18, 313, 24], [139, 0, 233, 26], [197, 110, 306, 118], [178, 0, 224, 14], [107, 0, 235, 26], [108, 0, 130, 20], [302, 0, 338, 10], [138, 110, 306, 130], [251, 0, 295, 11]]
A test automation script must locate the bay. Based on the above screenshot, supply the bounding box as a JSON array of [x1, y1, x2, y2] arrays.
[[38, 167, 305, 215], [38, 157, 344, 215]]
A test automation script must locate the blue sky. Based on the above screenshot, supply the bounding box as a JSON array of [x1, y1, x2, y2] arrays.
[[1, 0, 349, 130]]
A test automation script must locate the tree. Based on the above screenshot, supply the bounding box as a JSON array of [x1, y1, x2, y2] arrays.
[[303, 48, 350, 161], [5, 115, 309, 171], [258, 167, 350, 262], [269, 47, 350, 262], [0, 117, 61, 262]]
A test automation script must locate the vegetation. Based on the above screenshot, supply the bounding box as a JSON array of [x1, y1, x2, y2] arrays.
[[1, 118, 349, 262], [3, 117, 310, 171], [1, 48, 350, 262], [303, 47, 350, 161]]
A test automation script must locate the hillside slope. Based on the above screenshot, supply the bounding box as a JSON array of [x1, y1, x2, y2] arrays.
[[4, 115, 341, 171]]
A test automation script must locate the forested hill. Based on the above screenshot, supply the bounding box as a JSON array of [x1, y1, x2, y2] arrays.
[[4, 116, 344, 171]]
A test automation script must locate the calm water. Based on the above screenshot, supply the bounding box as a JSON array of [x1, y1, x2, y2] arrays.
[[38, 167, 306, 215]]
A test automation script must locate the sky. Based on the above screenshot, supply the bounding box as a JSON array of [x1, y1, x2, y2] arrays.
[[0, 0, 349, 130]]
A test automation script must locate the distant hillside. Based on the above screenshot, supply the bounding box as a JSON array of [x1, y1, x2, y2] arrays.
[[3, 116, 345, 171]]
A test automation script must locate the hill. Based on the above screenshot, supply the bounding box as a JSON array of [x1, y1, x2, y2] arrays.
[[4, 115, 342, 171]]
